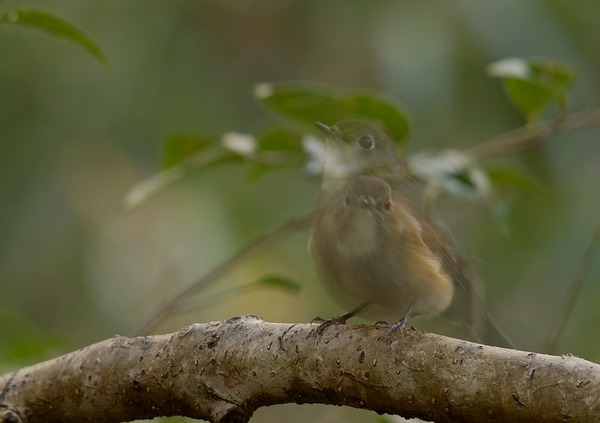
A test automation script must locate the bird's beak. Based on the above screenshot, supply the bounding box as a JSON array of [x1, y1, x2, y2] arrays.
[[314, 121, 336, 137]]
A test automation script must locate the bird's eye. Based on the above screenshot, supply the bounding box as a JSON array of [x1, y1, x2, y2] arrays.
[[357, 135, 375, 150], [383, 199, 392, 212]]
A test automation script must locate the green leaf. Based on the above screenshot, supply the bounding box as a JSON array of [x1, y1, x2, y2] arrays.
[[485, 164, 545, 196], [253, 275, 302, 294], [256, 127, 303, 152], [242, 128, 306, 180], [0, 8, 113, 73], [530, 60, 578, 92], [162, 134, 217, 169], [502, 78, 555, 120], [254, 83, 410, 143], [245, 163, 274, 181], [487, 58, 577, 120]]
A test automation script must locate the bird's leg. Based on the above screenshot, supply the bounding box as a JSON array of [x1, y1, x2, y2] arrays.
[[377, 304, 414, 341], [311, 302, 369, 336]]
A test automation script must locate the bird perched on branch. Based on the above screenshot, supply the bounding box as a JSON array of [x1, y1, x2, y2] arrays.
[[309, 120, 466, 339]]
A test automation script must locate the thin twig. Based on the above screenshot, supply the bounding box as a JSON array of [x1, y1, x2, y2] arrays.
[[136, 108, 600, 337], [543, 226, 600, 353], [467, 109, 600, 162], [135, 212, 313, 335]]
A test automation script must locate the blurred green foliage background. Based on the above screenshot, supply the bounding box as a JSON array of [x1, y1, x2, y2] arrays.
[[1, 1, 600, 421]]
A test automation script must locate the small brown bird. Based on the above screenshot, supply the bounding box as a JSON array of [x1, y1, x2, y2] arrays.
[[310, 120, 462, 338]]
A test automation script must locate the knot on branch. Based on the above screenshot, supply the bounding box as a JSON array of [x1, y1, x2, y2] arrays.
[[0, 406, 24, 423]]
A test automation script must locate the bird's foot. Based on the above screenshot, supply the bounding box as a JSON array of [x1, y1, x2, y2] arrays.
[[376, 317, 409, 341], [310, 315, 349, 337]]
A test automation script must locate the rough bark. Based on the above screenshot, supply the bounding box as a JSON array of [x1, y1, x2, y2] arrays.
[[0, 315, 598, 423]]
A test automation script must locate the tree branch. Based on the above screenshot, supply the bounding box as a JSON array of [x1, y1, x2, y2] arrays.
[[1, 316, 598, 423], [466, 108, 600, 161]]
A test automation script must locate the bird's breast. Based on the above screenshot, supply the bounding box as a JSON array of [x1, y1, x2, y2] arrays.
[[334, 209, 381, 257]]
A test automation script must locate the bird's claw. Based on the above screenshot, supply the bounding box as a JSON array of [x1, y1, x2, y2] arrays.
[[309, 315, 348, 337], [376, 318, 409, 341]]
